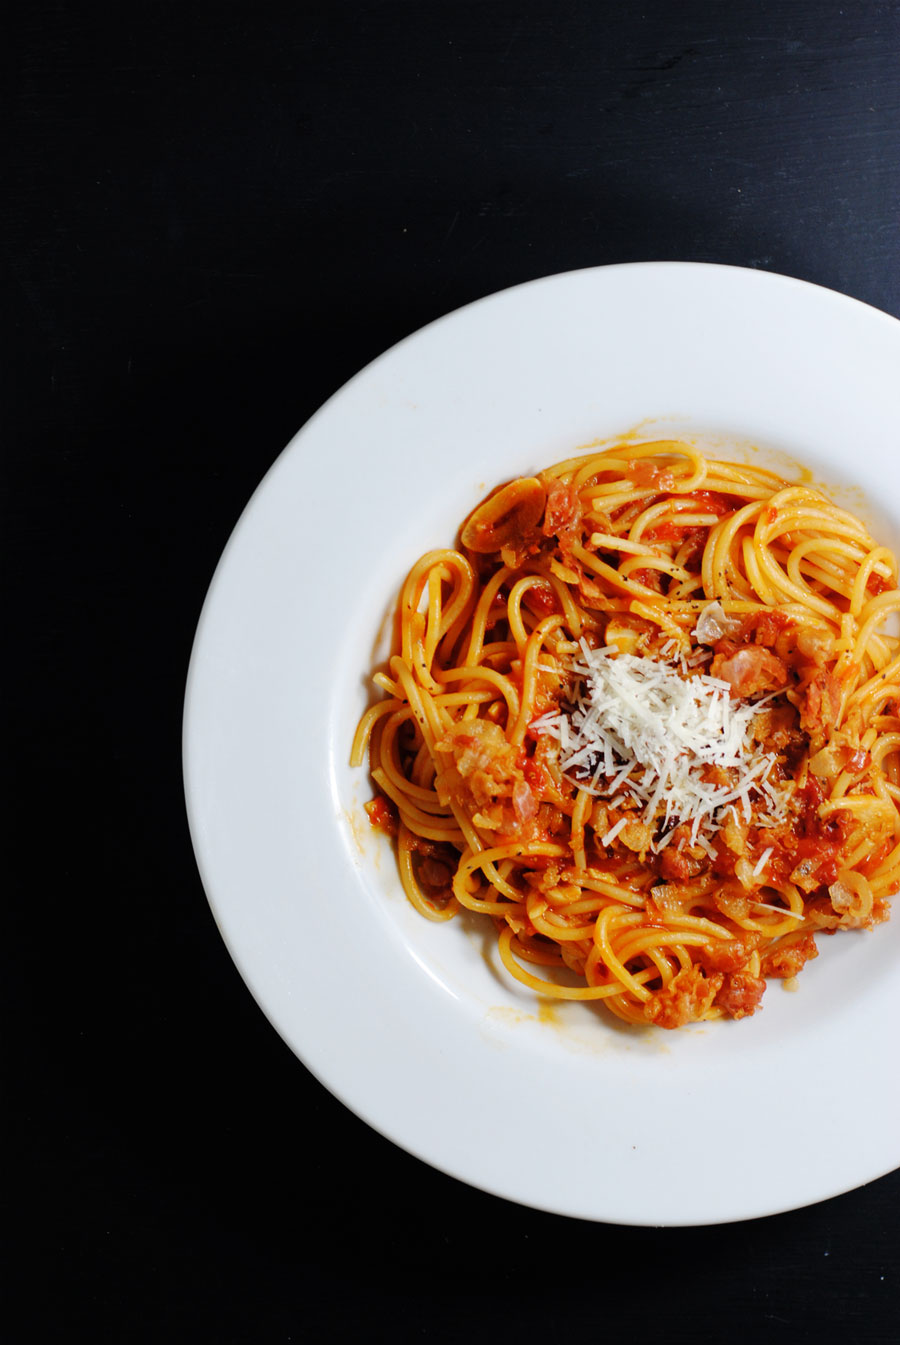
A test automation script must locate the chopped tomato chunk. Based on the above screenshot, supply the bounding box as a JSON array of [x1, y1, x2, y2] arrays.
[[710, 644, 789, 697]]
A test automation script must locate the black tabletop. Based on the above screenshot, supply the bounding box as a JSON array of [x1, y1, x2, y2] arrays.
[[9, 3, 900, 1341]]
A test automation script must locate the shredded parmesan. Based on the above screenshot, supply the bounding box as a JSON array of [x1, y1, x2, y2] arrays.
[[531, 642, 784, 851], [752, 847, 774, 878], [752, 901, 802, 919], [600, 816, 629, 847]]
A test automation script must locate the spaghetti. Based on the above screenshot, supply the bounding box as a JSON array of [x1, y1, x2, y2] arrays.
[[351, 441, 900, 1027]]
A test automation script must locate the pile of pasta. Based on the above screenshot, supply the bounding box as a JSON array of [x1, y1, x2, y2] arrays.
[[351, 442, 900, 1027]]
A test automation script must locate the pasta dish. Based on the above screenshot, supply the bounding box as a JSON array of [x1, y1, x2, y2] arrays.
[[351, 441, 900, 1027]]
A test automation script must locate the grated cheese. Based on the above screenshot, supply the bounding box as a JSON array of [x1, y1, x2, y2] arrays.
[[752, 846, 774, 878], [752, 901, 802, 920], [600, 816, 629, 847], [531, 641, 785, 852]]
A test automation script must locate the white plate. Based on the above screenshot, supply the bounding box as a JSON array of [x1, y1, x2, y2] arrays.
[[183, 262, 900, 1225]]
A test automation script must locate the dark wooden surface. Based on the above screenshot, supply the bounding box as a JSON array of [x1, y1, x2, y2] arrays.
[[8, 3, 900, 1341]]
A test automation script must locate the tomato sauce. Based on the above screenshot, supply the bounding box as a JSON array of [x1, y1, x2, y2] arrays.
[[867, 572, 893, 596], [365, 795, 398, 836], [640, 491, 733, 543], [522, 583, 559, 616]]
